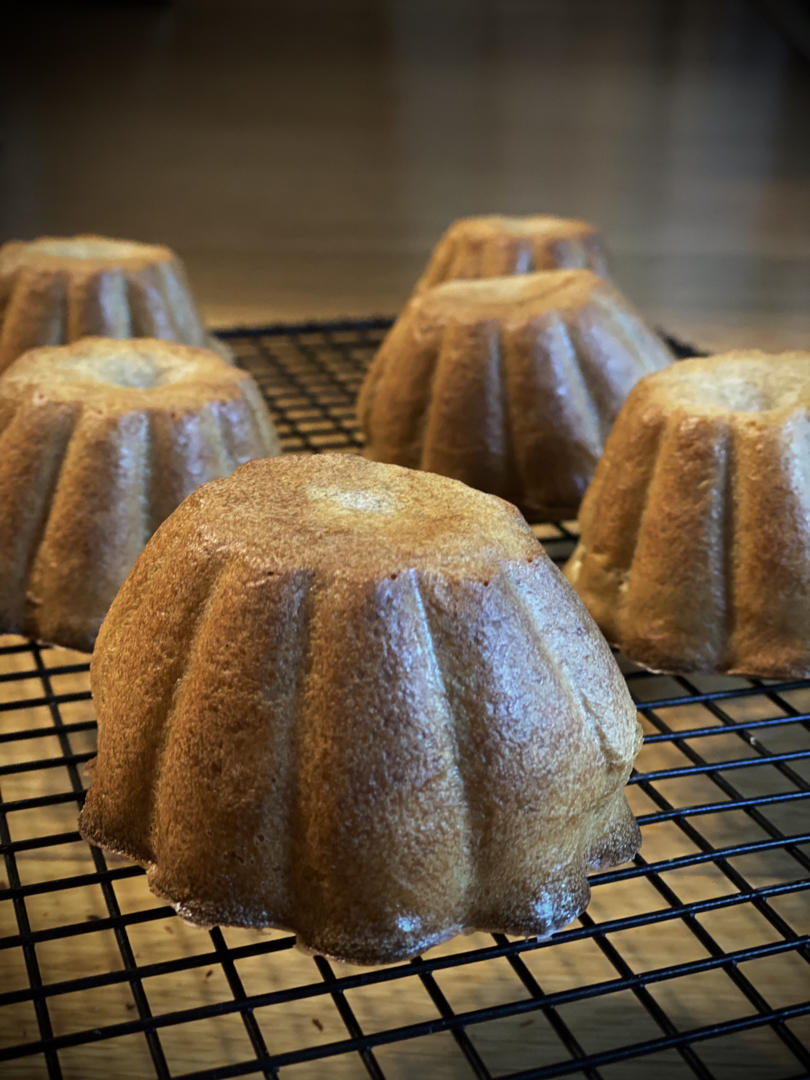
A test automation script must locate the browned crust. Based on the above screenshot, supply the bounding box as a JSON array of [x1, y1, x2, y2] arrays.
[[0, 235, 208, 369], [79, 454, 642, 964], [566, 351, 810, 679], [413, 214, 610, 293], [358, 270, 673, 521], [0, 338, 279, 652]]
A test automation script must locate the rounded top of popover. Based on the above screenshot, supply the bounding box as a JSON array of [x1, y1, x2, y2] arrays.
[[444, 214, 600, 238], [0, 234, 174, 271], [635, 350, 810, 417], [155, 453, 542, 579], [1, 337, 250, 409], [415, 268, 609, 320]]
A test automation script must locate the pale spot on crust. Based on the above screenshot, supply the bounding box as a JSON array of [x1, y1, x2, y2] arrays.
[[652, 351, 810, 415], [305, 485, 397, 515], [8, 337, 233, 394]]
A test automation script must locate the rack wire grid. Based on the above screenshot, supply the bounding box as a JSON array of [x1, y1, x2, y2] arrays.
[[1, 318, 809, 1080]]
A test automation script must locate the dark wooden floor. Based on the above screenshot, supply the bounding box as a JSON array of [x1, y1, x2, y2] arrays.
[[4, 0, 810, 350]]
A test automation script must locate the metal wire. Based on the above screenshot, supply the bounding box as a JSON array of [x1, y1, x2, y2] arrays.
[[1, 319, 808, 1079]]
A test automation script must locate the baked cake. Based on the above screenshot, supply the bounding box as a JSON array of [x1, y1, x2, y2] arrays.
[[565, 351, 810, 678], [414, 214, 609, 294], [79, 453, 642, 965], [0, 336, 280, 652], [358, 270, 674, 520], [0, 235, 211, 372]]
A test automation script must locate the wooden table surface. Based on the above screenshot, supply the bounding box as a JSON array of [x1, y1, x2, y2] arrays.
[[2, 2, 810, 1077]]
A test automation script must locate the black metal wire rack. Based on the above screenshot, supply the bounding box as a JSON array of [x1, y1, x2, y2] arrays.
[[1, 319, 809, 1080]]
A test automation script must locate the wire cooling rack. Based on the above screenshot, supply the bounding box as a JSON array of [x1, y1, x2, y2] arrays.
[[1, 319, 809, 1080]]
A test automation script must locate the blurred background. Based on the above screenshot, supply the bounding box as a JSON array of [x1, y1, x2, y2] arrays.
[[4, 0, 809, 350]]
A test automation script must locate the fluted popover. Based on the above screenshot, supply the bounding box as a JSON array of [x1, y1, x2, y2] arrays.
[[565, 351, 810, 678], [79, 453, 642, 965], [0, 235, 210, 372], [358, 270, 674, 520], [414, 215, 609, 294], [0, 336, 280, 651]]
